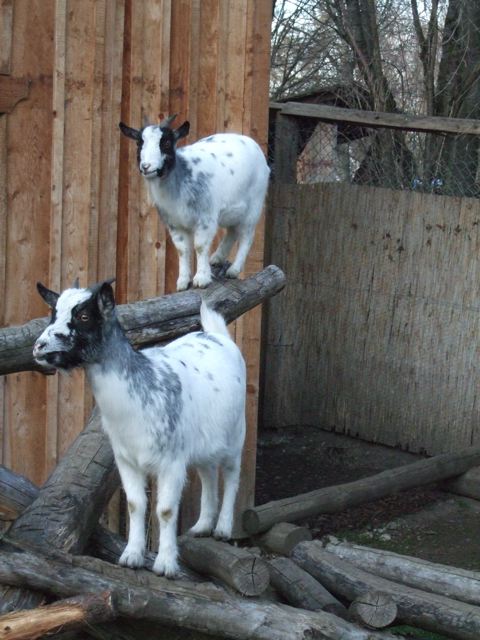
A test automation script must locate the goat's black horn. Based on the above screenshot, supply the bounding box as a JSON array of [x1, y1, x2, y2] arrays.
[[72, 277, 80, 288], [159, 113, 177, 128]]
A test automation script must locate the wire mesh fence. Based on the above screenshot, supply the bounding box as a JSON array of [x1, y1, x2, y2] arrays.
[[269, 112, 480, 198]]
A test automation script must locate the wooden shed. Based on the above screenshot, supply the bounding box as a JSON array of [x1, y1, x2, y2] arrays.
[[0, 0, 272, 526]]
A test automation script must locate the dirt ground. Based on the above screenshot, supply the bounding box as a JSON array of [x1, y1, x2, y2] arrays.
[[255, 426, 480, 574]]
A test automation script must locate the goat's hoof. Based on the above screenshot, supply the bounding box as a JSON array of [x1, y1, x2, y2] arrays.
[[153, 555, 180, 578], [213, 527, 232, 541], [192, 272, 212, 288], [225, 265, 240, 279], [187, 524, 213, 537], [176, 276, 191, 292], [119, 548, 145, 568]]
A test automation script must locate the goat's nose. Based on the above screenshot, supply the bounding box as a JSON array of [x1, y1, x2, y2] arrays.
[[33, 339, 46, 357], [141, 162, 151, 173]]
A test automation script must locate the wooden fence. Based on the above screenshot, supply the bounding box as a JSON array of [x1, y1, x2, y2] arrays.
[[263, 182, 480, 454], [0, 0, 271, 528]]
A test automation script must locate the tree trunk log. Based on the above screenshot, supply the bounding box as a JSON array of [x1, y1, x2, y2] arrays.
[[445, 466, 480, 501], [324, 539, 480, 607], [0, 467, 38, 522], [348, 592, 397, 629], [0, 592, 116, 640], [0, 266, 285, 375], [268, 556, 347, 618], [0, 548, 398, 640], [292, 540, 480, 640], [0, 410, 118, 614], [242, 448, 480, 534], [178, 537, 270, 597], [257, 522, 311, 556]]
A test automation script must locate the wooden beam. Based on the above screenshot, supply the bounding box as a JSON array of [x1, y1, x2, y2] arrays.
[[242, 447, 480, 535], [0, 465, 37, 521], [0, 265, 286, 376], [270, 101, 480, 136]]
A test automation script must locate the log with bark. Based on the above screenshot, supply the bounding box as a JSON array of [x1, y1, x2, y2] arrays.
[[445, 466, 480, 502], [292, 540, 480, 640], [178, 537, 270, 597], [257, 522, 312, 556], [0, 546, 398, 640], [0, 266, 285, 616], [242, 447, 480, 534], [324, 539, 480, 607], [0, 466, 38, 522], [348, 592, 397, 630], [0, 265, 285, 375], [267, 556, 347, 618], [0, 592, 116, 640]]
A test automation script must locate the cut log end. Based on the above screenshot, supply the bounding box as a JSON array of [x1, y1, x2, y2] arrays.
[[258, 522, 312, 556], [242, 508, 261, 535], [232, 555, 271, 597], [349, 591, 397, 629]]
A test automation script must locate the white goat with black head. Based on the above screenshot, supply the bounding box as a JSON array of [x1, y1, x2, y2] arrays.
[[33, 279, 246, 578], [119, 116, 270, 291]]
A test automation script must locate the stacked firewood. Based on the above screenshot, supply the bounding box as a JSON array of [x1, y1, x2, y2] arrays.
[[1, 265, 480, 640]]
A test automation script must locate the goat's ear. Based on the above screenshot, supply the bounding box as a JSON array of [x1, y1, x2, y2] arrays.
[[119, 122, 141, 141], [97, 280, 116, 318], [174, 121, 190, 141], [37, 282, 59, 308]]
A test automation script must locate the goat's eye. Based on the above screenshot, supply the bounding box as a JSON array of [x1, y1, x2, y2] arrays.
[[79, 313, 89, 322]]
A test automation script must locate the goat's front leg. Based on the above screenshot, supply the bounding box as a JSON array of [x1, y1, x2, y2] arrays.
[[116, 458, 147, 568], [193, 224, 216, 288], [169, 227, 193, 291], [153, 461, 187, 578]]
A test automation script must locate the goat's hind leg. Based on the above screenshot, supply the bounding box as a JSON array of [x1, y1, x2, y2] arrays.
[[117, 459, 147, 568], [187, 464, 218, 537], [226, 224, 255, 279], [210, 227, 237, 268], [214, 454, 242, 540], [153, 461, 187, 578]]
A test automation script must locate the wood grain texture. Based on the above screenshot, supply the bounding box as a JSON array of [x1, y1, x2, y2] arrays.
[[293, 541, 480, 640], [264, 182, 480, 454], [0, 548, 398, 640], [0, 0, 271, 535]]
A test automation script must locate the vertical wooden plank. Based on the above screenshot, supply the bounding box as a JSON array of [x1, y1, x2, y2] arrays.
[[3, 0, 55, 484], [55, 0, 97, 458], [0, 0, 13, 75], [0, 115, 7, 463], [235, 0, 272, 519], [196, 0, 219, 137], [117, 0, 171, 304], [44, 0, 67, 475], [165, 0, 193, 295]]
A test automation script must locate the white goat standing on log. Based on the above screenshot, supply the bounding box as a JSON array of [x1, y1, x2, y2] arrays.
[[33, 279, 246, 578], [119, 116, 270, 291]]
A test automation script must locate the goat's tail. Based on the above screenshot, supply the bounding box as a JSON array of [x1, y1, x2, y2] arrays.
[[200, 302, 231, 339]]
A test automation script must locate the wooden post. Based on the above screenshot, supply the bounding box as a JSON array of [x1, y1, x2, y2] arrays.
[[273, 112, 300, 184]]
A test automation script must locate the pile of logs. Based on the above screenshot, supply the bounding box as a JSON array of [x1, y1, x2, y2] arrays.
[[1, 265, 480, 640]]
